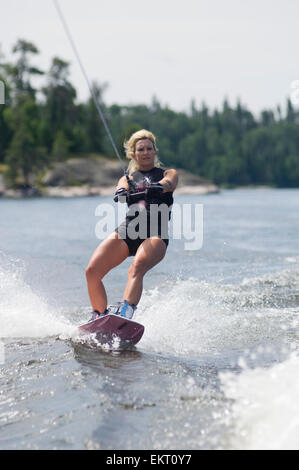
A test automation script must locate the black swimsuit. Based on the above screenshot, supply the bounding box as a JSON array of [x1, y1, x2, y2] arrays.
[[116, 167, 173, 256]]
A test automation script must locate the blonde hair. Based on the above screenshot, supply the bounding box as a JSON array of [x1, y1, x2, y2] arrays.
[[124, 129, 161, 175]]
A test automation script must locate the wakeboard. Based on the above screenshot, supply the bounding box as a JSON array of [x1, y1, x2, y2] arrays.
[[78, 314, 144, 348]]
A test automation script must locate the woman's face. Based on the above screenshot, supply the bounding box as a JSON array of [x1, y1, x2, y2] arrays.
[[133, 139, 156, 170]]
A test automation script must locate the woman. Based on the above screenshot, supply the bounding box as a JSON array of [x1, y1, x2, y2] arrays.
[[85, 129, 178, 321]]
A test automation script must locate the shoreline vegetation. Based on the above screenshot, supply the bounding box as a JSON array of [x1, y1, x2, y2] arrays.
[[0, 39, 299, 197]]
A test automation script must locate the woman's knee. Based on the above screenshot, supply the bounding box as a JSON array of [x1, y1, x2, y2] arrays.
[[128, 259, 148, 279], [85, 263, 103, 281], [85, 263, 94, 280]]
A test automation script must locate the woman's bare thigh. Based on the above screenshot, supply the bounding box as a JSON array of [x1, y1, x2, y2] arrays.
[[87, 232, 129, 278], [132, 237, 167, 275]]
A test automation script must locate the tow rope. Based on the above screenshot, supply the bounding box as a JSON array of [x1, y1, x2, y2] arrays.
[[53, 0, 134, 189]]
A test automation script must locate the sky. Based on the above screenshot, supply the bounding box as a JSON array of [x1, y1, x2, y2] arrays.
[[1, 0, 298, 115]]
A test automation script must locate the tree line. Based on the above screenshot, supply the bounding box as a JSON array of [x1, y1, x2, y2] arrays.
[[0, 39, 298, 188]]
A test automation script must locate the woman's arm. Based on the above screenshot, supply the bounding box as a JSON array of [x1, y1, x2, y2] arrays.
[[159, 169, 179, 193], [116, 175, 130, 191]]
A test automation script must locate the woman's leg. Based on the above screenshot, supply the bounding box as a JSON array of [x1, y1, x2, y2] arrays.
[[85, 233, 129, 313], [123, 237, 167, 306]]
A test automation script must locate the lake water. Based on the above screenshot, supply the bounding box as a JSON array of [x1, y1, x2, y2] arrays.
[[0, 188, 298, 450]]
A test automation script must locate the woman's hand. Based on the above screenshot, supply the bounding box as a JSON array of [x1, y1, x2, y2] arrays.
[[113, 188, 129, 203]]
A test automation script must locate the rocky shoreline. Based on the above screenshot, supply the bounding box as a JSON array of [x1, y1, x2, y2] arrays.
[[0, 156, 219, 198], [0, 183, 219, 199]]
